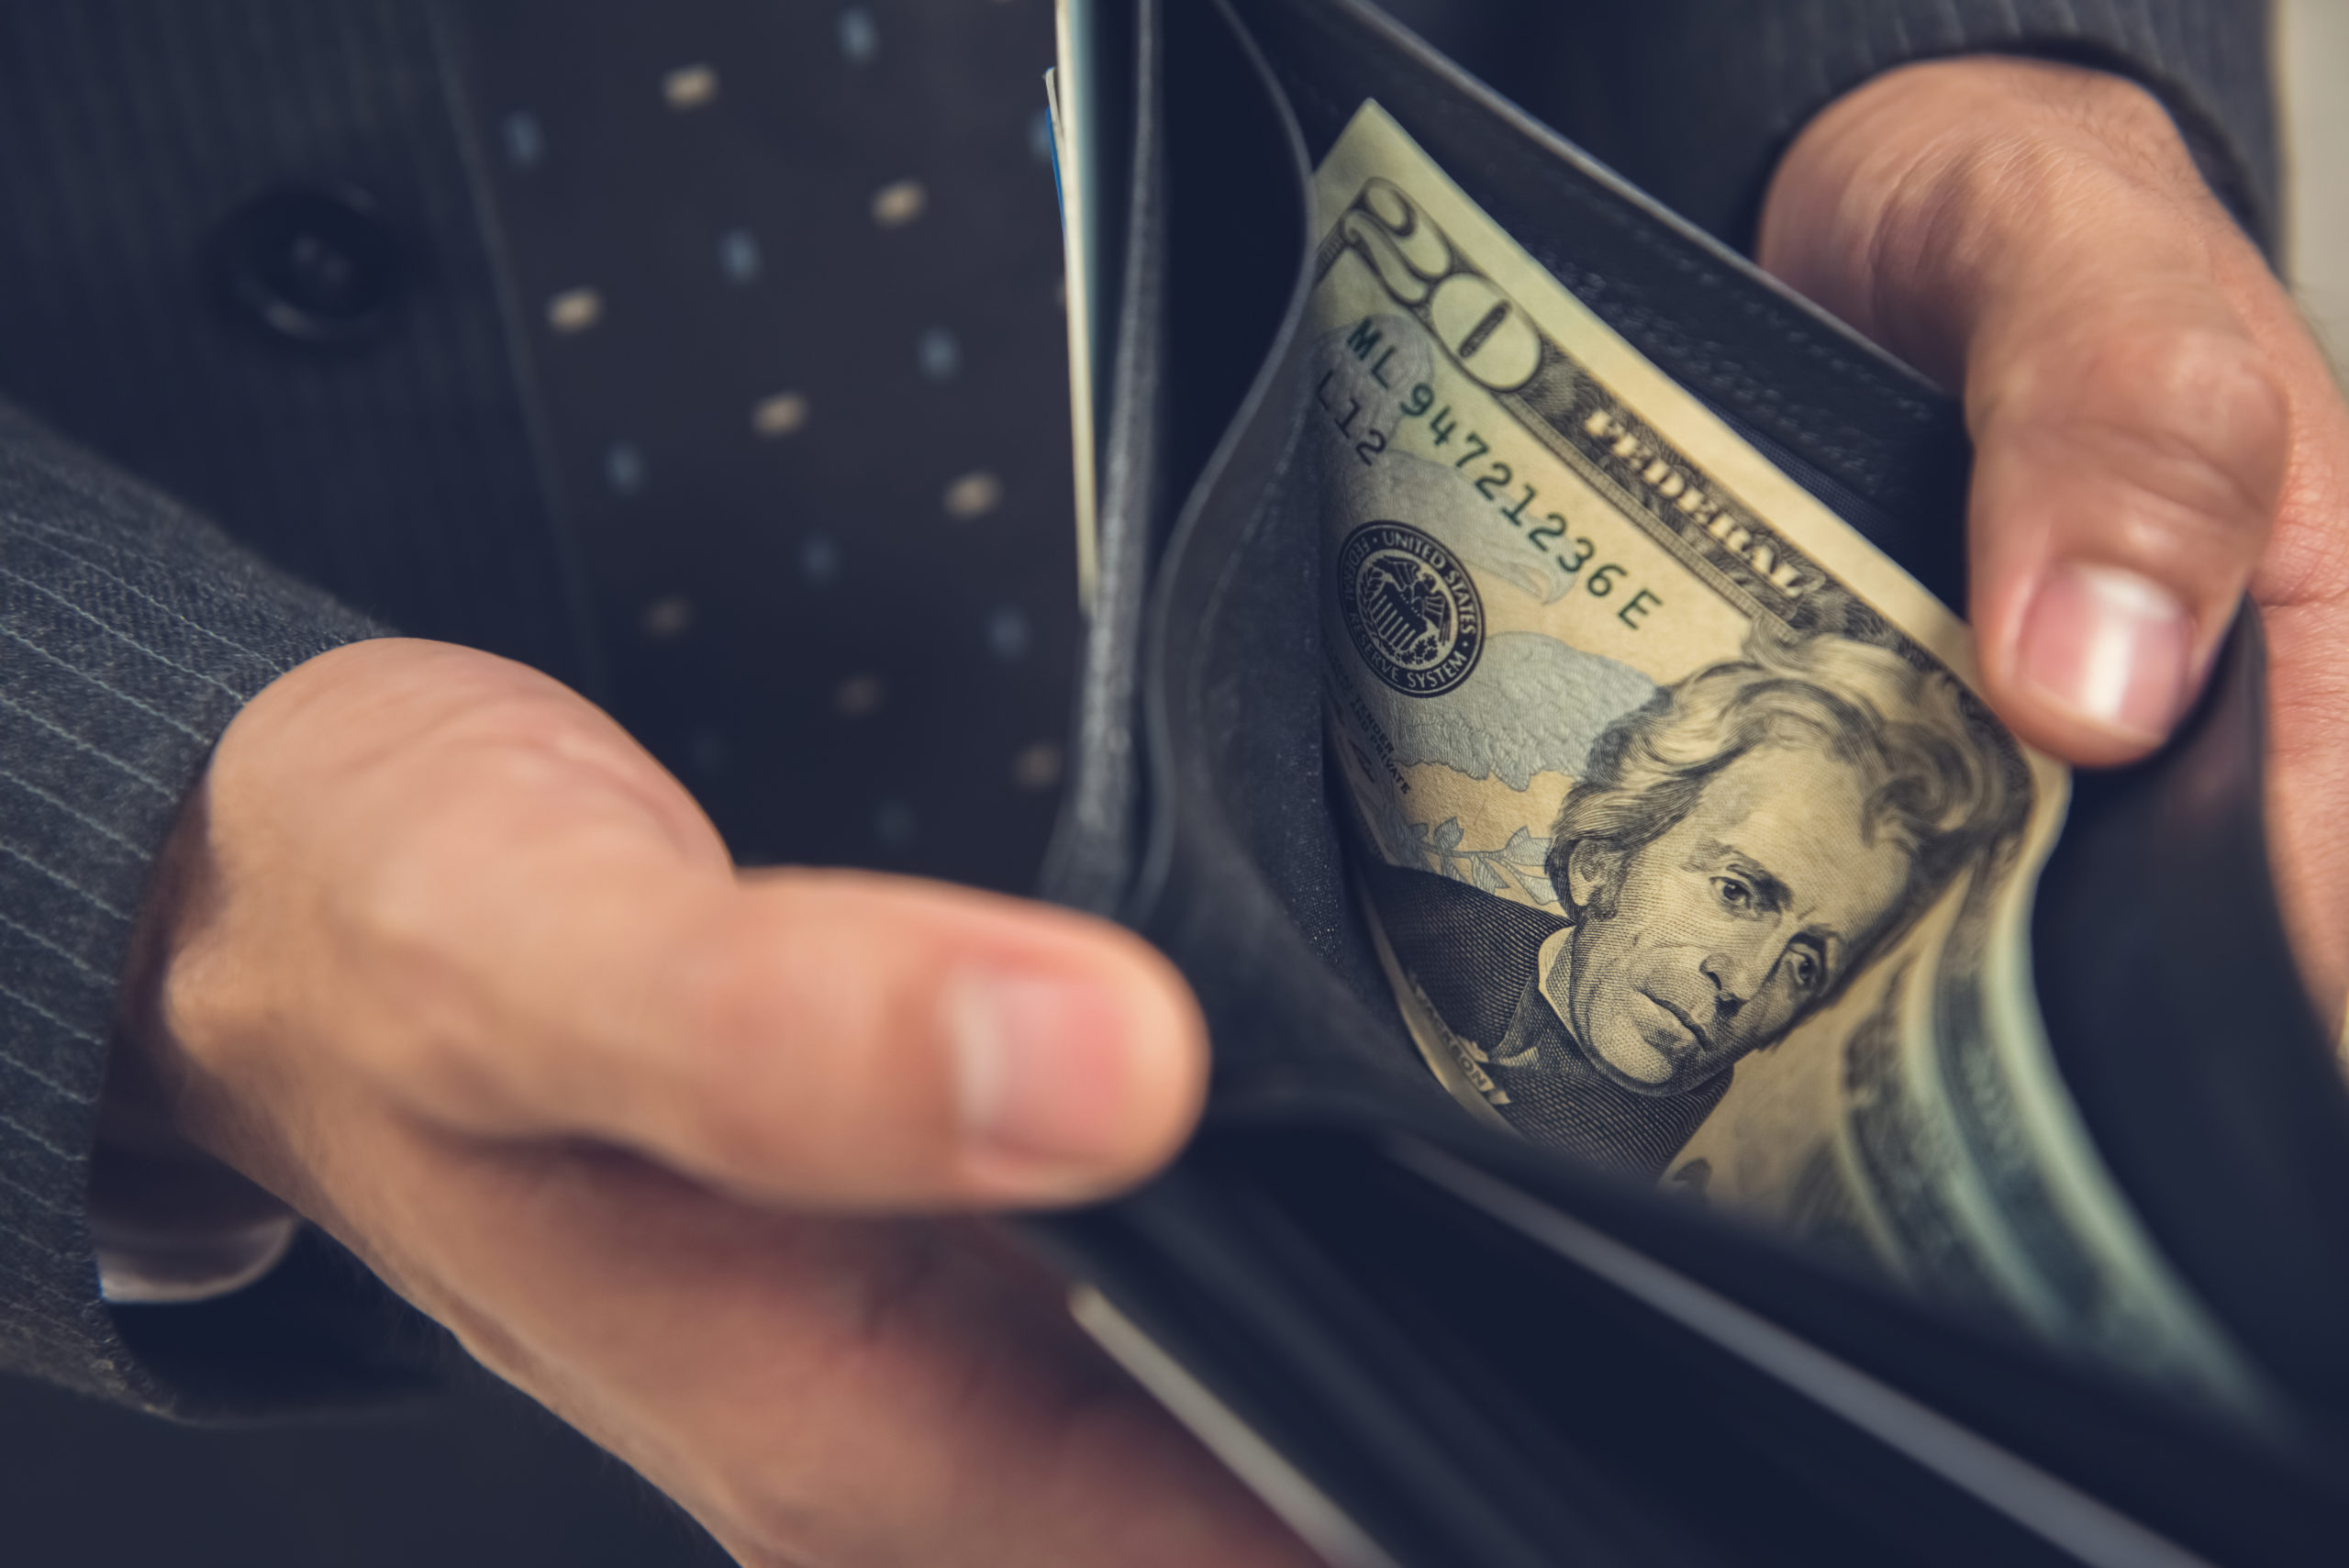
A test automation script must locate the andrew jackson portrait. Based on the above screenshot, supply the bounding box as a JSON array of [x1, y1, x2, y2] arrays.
[[1365, 631, 2017, 1177]]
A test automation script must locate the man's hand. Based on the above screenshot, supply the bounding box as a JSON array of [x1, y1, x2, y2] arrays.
[[1760, 57, 2349, 1021], [118, 638, 1310, 1567]]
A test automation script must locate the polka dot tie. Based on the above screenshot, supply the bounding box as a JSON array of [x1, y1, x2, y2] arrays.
[[452, 0, 1078, 893]]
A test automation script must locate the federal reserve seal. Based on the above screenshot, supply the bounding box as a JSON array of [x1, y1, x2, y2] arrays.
[[1337, 520, 1484, 696]]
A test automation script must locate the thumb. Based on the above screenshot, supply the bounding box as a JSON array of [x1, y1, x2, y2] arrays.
[[636, 870, 1212, 1208], [390, 843, 1208, 1211], [1761, 57, 2290, 765], [1959, 216, 2287, 763]]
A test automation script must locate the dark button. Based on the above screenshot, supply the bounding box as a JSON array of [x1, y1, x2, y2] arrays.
[[213, 183, 405, 348]]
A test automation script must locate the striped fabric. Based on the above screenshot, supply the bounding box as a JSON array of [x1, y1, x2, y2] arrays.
[[0, 406, 380, 1411]]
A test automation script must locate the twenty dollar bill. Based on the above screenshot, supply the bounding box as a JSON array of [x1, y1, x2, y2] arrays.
[[1306, 104, 2259, 1412]]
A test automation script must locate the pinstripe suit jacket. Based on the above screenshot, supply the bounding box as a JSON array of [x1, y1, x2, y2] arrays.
[[0, 0, 2278, 1418]]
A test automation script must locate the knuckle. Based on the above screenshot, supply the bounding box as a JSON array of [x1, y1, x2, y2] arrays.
[[1898, 65, 2193, 225], [342, 833, 451, 966], [331, 832, 509, 1104], [2081, 328, 2288, 542], [1878, 127, 2068, 289], [1994, 322, 2289, 571], [152, 924, 269, 1075]]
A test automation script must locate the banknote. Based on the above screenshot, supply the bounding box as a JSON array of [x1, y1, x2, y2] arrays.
[[1304, 104, 2264, 1414]]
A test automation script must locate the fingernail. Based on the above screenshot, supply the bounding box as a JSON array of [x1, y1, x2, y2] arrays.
[[947, 969, 1141, 1174], [2016, 562, 2193, 742]]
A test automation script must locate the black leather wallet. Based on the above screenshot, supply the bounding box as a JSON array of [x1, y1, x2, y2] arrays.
[[1024, 3, 2349, 1562]]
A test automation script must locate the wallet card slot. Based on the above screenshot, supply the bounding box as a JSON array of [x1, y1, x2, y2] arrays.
[[1041, 0, 1171, 916]]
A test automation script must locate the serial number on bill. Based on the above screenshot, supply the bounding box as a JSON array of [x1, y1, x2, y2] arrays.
[[1314, 318, 1664, 632]]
